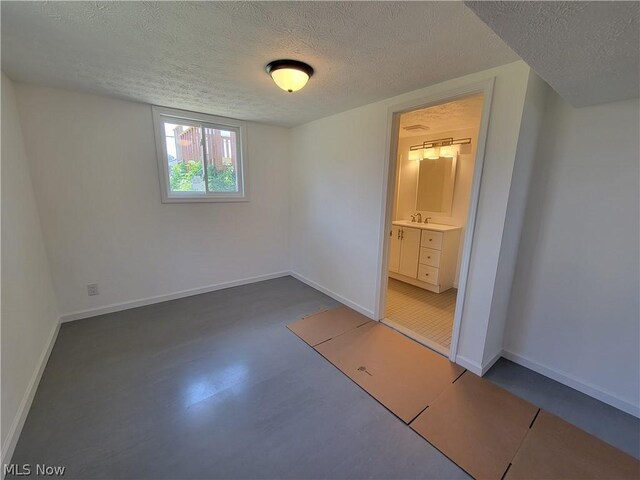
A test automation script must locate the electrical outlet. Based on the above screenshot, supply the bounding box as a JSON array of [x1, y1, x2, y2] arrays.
[[87, 283, 99, 296]]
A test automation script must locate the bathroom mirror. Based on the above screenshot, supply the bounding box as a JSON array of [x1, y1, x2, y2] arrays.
[[416, 155, 457, 215]]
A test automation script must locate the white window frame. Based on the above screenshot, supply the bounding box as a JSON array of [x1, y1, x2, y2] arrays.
[[152, 106, 248, 203]]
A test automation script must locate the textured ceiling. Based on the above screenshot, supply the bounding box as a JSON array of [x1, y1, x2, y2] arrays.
[[466, 1, 640, 107], [399, 94, 483, 138], [1, 1, 518, 127]]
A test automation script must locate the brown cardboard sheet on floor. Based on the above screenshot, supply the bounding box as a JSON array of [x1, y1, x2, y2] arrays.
[[410, 371, 538, 480], [506, 410, 640, 480], [315, 322, 464, 423], [287, 306, 371, 346]]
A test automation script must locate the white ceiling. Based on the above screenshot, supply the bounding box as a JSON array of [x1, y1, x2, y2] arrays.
[[466, 1, 640, 107], [1, 1, 518, 127], [399, 94, 484, 138]]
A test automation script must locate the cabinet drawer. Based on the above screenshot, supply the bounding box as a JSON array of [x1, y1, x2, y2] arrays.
[[421, 230, 443, 250], [418, 264, 439, 285], [419, 247, 441, 267]]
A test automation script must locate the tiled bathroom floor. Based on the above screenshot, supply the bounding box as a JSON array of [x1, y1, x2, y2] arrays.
[[385, 278, 456, 352]]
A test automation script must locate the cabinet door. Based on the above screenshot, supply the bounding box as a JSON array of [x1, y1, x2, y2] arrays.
[[399, 227, 421, 278], [388, 226, 402, 273]]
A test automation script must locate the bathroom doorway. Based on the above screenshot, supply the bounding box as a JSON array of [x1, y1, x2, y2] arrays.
[[375, 83, 493, 360]]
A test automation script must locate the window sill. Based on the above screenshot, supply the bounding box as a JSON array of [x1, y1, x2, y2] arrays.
[[161, 195, 249, 204]]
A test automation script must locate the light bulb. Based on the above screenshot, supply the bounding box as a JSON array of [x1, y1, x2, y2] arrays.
[[408, 149, 423, 161], [424, 146, 440, 159], [440, 145, 458, 157], [270, 68, 310, 93]]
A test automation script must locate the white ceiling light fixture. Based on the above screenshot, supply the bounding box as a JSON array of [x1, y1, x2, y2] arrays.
[[266, 59, 314, 93]]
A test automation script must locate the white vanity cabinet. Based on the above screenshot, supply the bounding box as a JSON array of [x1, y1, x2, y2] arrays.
[[389, 221, 461, 293], [389, 225, 421, 278]]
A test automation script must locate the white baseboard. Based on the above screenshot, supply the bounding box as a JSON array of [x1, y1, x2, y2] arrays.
[[1, 320, 60, 467], [503, 350, 640, 418], [289, 271, 375, 319], [454, 354, 483, 376], [455, 351, 502, 376], [480, 349, 503, 375], [59, 271, 290, 323]]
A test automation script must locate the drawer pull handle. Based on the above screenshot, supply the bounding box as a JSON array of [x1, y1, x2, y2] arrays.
[[429, 239, 432, 241], [427, 256, 431, 259], [425, 273, 429, 276]]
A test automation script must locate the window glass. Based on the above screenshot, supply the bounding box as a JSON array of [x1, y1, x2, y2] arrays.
[[164, 122, 205, 193], [153, 106, 246, 202], [203, 127, 238, 192]]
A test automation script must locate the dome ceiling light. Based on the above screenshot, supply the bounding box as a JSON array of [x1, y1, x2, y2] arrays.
[[266, 59, 314, 93]]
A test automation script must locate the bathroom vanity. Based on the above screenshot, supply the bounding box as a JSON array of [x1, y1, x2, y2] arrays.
[[388, 220, 461, 293]]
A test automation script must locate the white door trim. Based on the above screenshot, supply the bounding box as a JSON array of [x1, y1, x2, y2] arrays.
[[374, 78, 495, 363]]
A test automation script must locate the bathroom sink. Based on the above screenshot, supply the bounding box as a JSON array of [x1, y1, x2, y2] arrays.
[[392, 220, 460, 232]]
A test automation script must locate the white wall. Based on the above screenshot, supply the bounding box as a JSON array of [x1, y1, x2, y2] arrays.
[[504, 92, 640, 416], [482, 70, 549, 365], [15, 85, 291, 319], [1, 73, 59, 463], [290, 61, 537, 372]]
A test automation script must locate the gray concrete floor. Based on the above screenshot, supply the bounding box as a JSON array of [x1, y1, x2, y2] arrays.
[[485, 357, 640, 459], [9, 276, 639, 478]]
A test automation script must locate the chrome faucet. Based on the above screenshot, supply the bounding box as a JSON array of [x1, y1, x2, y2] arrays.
[[413, 212, 422, 223], [424, 217, 432, 224]]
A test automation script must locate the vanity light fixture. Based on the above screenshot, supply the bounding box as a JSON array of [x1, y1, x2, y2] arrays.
[[408, 149, 424, 161], [409, 136, 471, 160], [439, 145, 459, 158], [266, 59, 314, 92], [424, 146, 441, 160]]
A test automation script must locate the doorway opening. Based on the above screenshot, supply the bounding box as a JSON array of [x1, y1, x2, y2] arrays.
[[376, 83, 493, 360]]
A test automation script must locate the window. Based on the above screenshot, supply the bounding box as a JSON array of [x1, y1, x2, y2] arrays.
[[152, 106, 247, 202]]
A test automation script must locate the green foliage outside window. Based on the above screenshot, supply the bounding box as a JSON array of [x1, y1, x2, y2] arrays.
[[169, 161, 203, 191], [170, 161, 237, 192], [207, 164, 237, 192]]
